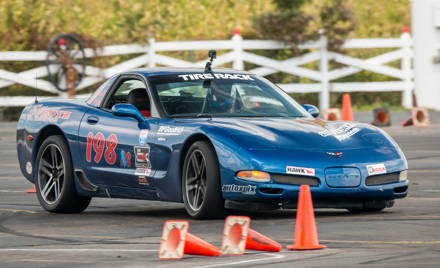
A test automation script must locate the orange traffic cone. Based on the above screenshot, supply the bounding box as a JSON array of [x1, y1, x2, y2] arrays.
[[371, 108, 391, 127], [24, 185, 36, 193], [341, 93, 353, 121], [287, 185, 326, 250], [159, 220, 221, 259], [402, 107, 430, 127], [323, 108, 341, 121], [221, 216, 281, 255]]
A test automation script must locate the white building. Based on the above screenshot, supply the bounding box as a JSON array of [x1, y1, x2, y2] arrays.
[[412, 0, 440, 110]]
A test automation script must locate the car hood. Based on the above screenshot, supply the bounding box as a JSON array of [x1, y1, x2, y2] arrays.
[[210, 117, 394, 151]]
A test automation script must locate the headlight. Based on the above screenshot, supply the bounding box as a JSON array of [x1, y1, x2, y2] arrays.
[[399, 170, 408, 182], [236, 171, 270, 182]]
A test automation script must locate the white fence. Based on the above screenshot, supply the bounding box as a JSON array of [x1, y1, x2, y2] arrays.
[[0, 33, 413, 110]]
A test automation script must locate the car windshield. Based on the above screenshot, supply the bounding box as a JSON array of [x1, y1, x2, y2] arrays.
[[148, 73, 311, 118]]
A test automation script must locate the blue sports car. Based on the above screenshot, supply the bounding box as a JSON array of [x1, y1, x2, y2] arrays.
[[16, 62, 409, 218]]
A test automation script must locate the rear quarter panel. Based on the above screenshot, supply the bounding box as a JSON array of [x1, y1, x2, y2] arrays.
[[16, 99, 89, 182]]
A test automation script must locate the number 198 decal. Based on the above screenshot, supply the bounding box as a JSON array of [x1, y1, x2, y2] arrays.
[[86, 132, 118, 165]]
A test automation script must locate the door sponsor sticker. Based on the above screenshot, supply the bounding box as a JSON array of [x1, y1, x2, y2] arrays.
[[222, 184, 256, 195], [318, 123, 361, 141], [157, 126, 184, 136], [139, 129, 149, 145], [286, 166, 316, 176], [138, 176, 149, 185], [178, 73, 254, 81], [120, 150, 132, 168], [135, 168, 152, 176], [134, 146, 151, 168], [366, 163, 387, 176]]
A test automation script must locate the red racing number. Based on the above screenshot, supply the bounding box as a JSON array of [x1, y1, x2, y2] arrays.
[[86, 132, 118, 165]]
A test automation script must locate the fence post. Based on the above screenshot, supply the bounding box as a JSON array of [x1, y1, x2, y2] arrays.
[[232, 30, 244, 70], [319, 34, 329, 111], [148, 38, 156, 68], [401, 32, 413, 108]]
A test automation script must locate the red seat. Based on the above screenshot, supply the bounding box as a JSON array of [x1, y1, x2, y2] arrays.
[[140, 110, 151, 117], [127, 88, 151, 118]]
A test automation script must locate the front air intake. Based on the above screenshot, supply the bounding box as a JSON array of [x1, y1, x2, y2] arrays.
[[366, 172, 399, 186], [272, 174, 319, 186]]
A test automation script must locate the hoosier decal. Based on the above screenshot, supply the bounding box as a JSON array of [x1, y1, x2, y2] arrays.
[[286, 166, 315, 176]]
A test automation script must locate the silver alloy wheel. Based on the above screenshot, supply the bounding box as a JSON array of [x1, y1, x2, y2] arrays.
[[38, 144, 65, 204], [185, 149, 207, 211]]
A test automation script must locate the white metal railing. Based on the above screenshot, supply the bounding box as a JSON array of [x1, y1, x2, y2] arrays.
[[0, 33, 413, 109]]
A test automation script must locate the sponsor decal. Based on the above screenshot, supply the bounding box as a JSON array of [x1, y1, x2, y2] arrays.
[[366, 163, 387, 176], [86, 132, 118, 165], [25, 161, 32, 174], [139, 129, 149, 145], [27, 104, 71, 122], [138, 176, 149, 185], [120, 150, 132, 168], [326, 152, 343, 157], [286, 166, 316, 176], [157, 126, 184, 136], [318, 123, 361, 141], [135, 168, 152, 176], [134, 146, 151, 168], [222, 184, 256, 195], [178, 73, 254, 81]]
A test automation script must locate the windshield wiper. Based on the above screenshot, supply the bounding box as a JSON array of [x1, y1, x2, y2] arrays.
[[196, 113, 212, 118]]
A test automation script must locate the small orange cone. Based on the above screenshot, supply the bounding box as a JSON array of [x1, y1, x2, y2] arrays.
[[246, 229, 282, 252], [24, 185, 36, 193], [402, 107, 430, 127], [159, 220, 221, 259], [341, 93, 353, 121], [323, 108, 341, 121], [371, 108, 391, 127], [221, 216, 281, 255], [287, 185, 326, 250]]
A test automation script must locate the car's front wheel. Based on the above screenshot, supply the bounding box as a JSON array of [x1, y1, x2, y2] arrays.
[[182, 141, 225, 219], [35, 135, 91, 213]]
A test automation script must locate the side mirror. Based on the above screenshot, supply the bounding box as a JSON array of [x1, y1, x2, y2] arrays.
[[302, 104, 320, 118], [112, 104, 144, 123]]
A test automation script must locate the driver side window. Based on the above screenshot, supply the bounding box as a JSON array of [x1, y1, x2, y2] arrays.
[[106, 79, 151, 118]]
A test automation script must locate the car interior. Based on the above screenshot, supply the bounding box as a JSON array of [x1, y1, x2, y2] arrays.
[[106, 79, 151, 117]]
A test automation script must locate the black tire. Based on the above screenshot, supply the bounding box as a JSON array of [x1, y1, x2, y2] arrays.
[[182, 141, 225, 219], [35, 135, 91, 213], [347, 200, 393, 213]]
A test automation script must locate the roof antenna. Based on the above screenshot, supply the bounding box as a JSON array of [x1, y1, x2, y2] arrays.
[[204, 50, 216, 72]]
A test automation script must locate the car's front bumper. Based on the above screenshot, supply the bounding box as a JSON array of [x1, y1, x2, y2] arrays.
[[221, 174, 409, 202]]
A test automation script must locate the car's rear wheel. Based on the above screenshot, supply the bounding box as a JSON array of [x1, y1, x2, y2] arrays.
[[35, 135, 91, 213], [347, 200, 394, 213], [182, 141, 225, 219]]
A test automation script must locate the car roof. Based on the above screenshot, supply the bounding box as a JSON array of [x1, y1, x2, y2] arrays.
[[125, 67, 253, 77]]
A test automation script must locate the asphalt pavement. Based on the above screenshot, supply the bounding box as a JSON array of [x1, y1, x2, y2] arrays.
[[0, 115, 439, 268]]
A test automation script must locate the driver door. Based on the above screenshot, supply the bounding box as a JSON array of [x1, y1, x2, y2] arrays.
[[78, 75, 154, 188]]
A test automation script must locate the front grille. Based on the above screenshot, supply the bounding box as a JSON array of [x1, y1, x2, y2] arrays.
[[272, 174, 319, 186], [366, 172, 399, 186]]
